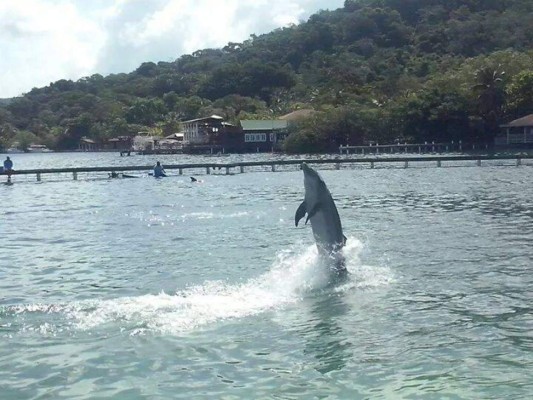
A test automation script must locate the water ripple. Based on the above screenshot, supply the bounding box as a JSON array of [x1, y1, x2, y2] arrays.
[[1, 156, 532, 398]]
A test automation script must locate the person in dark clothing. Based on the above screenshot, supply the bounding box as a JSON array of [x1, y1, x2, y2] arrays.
[[153, 161, 166, 177], [3, 156, 13, 183]]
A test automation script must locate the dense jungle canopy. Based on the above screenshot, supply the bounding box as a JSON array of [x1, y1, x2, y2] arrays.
[[1, 0, 532, 153]]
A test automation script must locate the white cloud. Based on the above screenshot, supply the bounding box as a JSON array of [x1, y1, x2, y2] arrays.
[[0, 0, 105, 97], [0, 0, 344, 98]]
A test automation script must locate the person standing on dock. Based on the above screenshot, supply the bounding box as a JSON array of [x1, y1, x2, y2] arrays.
[[3, 156, 13, 183], [153, 161, 166, 177]]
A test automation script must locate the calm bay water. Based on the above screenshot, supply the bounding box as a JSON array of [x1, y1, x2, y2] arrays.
[[0, 153, 532, 399]]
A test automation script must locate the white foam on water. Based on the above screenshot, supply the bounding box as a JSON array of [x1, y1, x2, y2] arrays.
[[335, 238, 396, 293], [180, 211, 252, 220], [181, 211, 216, 220], [4, 237, 394, 336]]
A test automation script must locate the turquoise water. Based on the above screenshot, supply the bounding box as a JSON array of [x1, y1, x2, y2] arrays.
[[1, 154, 532, 399]]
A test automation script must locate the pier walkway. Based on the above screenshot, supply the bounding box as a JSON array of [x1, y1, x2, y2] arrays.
[[2, 154, 531, 182], [339, 141, 482, 155]]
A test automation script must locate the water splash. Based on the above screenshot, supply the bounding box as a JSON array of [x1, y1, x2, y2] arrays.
[[2, 237, 393, 336]]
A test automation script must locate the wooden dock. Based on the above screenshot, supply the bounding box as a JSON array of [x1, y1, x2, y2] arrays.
[[339, 141, 485, 154], [1, 154, 531, 182]]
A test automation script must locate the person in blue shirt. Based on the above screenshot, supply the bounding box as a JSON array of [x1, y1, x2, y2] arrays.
[[3, 156, 13, 171], [3, 156, 13, 183], [153, 161, 166, 177]]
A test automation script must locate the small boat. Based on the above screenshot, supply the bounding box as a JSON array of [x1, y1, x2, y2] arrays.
[[27, 144, 52, 153], [6, 147, 24, 153]]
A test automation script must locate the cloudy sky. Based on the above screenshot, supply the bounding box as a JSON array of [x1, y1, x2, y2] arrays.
[[0, 0, 345, 98]]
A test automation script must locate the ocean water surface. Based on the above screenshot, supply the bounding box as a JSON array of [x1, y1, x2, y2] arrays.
[[0, 153, 532, 399]]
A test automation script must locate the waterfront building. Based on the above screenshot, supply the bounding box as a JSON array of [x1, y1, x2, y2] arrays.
[[497, 114, 533, 147]]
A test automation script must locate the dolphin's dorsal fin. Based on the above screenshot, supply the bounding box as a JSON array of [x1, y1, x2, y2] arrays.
[[305, 202, 322, 224], [295, 201, 307, 227], [343, 235, 347, 245]]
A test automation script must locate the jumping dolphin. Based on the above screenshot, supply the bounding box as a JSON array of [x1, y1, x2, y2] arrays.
[[295, 163, 347, 277]]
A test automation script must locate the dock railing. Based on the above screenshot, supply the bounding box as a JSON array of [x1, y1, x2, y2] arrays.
[[1, 154, 531, 182], [338, 141, 494, 154]]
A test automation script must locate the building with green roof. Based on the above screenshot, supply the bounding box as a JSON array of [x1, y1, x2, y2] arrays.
[[239, 120, 288, 152]]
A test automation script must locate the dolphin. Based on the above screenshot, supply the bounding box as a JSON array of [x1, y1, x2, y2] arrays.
[[295, 163, 347, 277]]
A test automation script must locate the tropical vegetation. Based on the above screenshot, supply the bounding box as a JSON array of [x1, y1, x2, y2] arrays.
[[0, 0, 532, 153]]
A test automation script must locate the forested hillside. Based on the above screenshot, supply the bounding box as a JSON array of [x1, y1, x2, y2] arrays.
[[1, 0, 532, 152]]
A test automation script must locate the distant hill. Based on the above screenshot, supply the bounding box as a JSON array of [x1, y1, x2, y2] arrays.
[[0, 98, 12, 106], [0, 0, 532, 152]]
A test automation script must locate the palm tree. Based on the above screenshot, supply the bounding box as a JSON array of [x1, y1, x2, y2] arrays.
[[472, 65, 506, 138]]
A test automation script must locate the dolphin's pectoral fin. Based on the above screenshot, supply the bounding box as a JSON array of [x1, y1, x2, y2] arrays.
[[305, 202, 322, 224], [295, 201, 307, 227]]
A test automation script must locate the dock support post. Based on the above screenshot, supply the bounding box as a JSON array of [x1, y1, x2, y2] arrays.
[[73, 172, 77, 180], [36, 173, 41, 182], [516, 157, 521, 166], [179, 168, 182, 175], [335, 163, 340, 170], [226, 167, 230, 175], [370, 161, 374, 169], [437, 160, 441, 167], [477, 159, 481, 166], [240, 166, 244, 173], [404, 161, 408, 168], [206, 167, 210, 175], [271, 164, 276, 172]]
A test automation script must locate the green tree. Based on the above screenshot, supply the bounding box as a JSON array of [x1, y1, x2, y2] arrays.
[[135, 62, 158, 77], [392, 88, 473, 143], [53, 112, 95, 149], [125, 98, 166, 126], [1, 0, 532, 153], [472, 64, 506, 136], [163, 91, 180, 110], [505, 70, 533, 118], [12, 130, 40, 150], [174, 96, 210, 120]]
